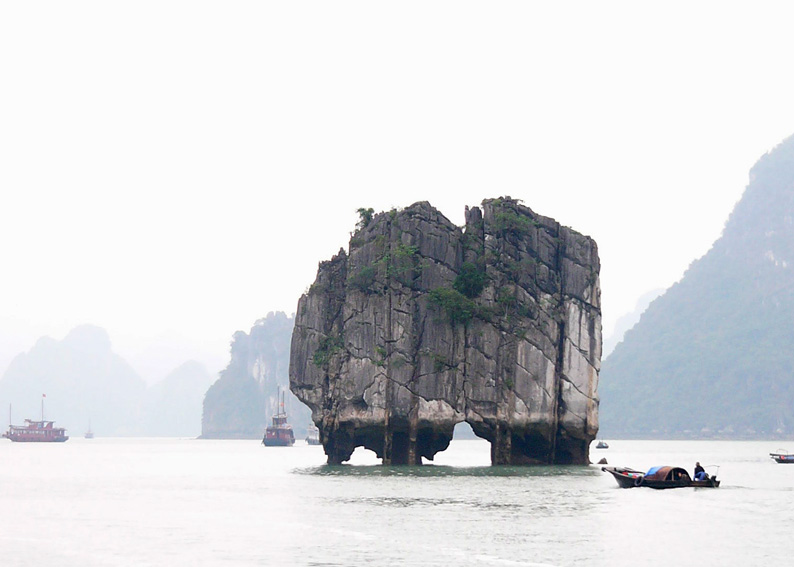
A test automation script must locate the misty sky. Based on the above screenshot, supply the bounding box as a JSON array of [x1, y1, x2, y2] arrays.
[[3, 2, 794, 383]]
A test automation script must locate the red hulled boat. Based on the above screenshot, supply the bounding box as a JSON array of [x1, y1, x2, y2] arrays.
[[3, 397, 69, 443], [4, 419, 69, 443], [262, 391, 295, 447]]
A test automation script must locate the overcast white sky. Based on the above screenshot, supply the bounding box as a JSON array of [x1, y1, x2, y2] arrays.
[[3, 2, 794, 383]]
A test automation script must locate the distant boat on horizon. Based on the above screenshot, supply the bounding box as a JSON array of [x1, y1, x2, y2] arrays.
[[85, 419, 94, 439], [3, 419, 69, 442], [306, 423, 320, 445], [3, 398, 69, 443], [262, 390, 295, 447]]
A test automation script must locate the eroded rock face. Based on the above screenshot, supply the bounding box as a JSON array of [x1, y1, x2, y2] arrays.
[[290, 198, 600, 464]]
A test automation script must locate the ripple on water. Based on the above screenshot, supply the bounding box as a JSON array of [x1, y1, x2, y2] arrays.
[[293, 463, 604, 478], [330, 495, 524, 510]]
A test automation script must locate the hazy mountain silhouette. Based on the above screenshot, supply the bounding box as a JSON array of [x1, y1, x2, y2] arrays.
[[139, 360, 215, 437], [201, 312, 311, 439], [0, 325, 146, 435], [600, 134, 794, 438], [0, 325, 216, 437], [602, 289, 664, 359]]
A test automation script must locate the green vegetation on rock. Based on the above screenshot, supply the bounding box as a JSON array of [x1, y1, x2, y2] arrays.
[[347, 265, 376, 293], [312, 333, 345, 367], [428, 287, 477, 326], [356, 207, 375, 229], [453, 261, 487, 298]]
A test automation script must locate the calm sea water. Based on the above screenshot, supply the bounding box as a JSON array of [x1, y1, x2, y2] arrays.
[[0, 437, 791, 566]]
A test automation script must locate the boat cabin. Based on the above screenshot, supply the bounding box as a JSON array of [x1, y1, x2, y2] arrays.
[[643, 466, 692, 482]]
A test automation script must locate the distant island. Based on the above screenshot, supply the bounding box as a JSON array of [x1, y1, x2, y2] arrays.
[[0, 315, 313, 440], [0, 325, 213, 436], [600, 134, 794, 439], [201, 312, 311, 439]]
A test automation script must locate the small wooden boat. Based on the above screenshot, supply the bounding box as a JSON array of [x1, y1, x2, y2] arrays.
[[602, 465, 720, 489], [601, 466, 644, 488], [769, 450, 794, 464]]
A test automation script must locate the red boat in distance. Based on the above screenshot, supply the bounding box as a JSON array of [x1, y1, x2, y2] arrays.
[[4, 419, 69, 443], [262, 391, 295, 447], [3, 397, 69, 442]]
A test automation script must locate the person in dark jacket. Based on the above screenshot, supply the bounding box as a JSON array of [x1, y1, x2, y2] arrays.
[[694, 462, 708, 481]]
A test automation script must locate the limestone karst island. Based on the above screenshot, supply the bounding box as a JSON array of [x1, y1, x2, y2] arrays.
[[290, 197, 601, 465]]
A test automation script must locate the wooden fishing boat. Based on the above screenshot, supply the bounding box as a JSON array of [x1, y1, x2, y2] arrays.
[[769, 450, 794, 463], [601, 466, 644, 488], [602, 465, 720, 489]]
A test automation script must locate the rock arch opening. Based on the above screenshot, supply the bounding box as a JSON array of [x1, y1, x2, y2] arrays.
[[315, 417, 589, 466]]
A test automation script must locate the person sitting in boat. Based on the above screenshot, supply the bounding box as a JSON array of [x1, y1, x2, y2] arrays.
[[694, 462, 708, 481]]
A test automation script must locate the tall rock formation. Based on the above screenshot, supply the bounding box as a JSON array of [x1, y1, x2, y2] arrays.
[[201, 312, 311, 439], [600, 134, 794, 439], [290, 198, 601, 465]]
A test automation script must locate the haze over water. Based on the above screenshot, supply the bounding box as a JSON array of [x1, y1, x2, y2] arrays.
[[0, 438, 790, 566]]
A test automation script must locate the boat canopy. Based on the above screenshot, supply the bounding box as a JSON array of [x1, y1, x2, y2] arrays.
[[644, 466, 691, 482]]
